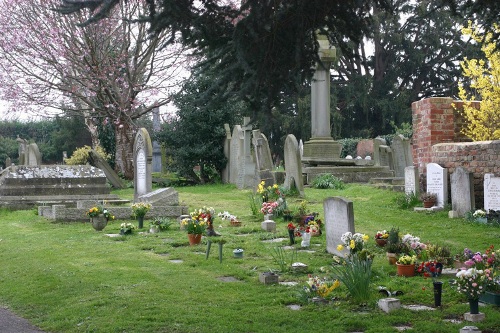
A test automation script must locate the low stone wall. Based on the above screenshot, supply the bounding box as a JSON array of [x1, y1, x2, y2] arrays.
[[39, 204, 189, 222], [431, 140, 500, 208]]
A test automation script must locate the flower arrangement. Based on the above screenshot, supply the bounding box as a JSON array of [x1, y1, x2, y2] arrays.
[[120, 222, 135, 234], [417, 260, 443, 279], [375, 230, 389, 239], [337, 232, 369, 255], [261, 201, 279, 215], [303, 275, 341, 299], [182, 206, 214, 235], [420, 192, 437, 202], [458, 245, 499, 270], [181, 218, 206, 234], [401, 233, 426, 256], [454, 267, 493, 300], [397, 254, 416, 265], [473, 209, 486, 218], [86, 205, 114, 220], [257, 181, 282, 202], [218, 211, 238, 222], [131, 202, 152, 218]]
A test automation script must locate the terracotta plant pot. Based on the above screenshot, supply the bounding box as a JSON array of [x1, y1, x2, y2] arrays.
[[375, 238, 387, 247], [188, 233, 202, 246], [396, 263, 415, 277], [423, 200, 436, 208], [386, 252, 398, 265]]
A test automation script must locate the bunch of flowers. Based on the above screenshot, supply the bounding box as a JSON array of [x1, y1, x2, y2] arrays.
[[473, 209, 486, 218], [401, 233, 426, 255], [397, 254, 416, 265], [375, 230, 389, 239], [303, 275, 341, 299], [337, 232, 369, 254], [417, 260, 443, 279], [181, 218, 206, 234], [131, 202, 152, 218], [453, 267, 493, 300], [218, 211, 238, 222], [120, 222, 135, 234], [183, 206, 214, 234], [86, 205, 114, 220], [261, 201, 280, 215], [459, 245, 499, 270], [257, 181, 282, 202]]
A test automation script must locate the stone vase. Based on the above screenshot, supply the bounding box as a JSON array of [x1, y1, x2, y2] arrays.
[[91, 216, 108, 231]]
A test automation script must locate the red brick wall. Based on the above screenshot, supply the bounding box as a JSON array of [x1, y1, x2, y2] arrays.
[[431, 141, 500, 208], [412, 97, 496, 208]]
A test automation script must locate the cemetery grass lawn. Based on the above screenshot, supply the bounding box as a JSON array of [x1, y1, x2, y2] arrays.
[[0, 183, 499, 333]]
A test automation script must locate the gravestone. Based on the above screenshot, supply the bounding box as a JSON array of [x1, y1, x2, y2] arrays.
[[426, 163, 448, 207], [484, 173, 500, 212], [5, 157, 11, 167], [451, 167, 474, 217], [228, 125, 242, 185], [404, 166, 419, 196], [16, 135, 28, 165], [391, 135, 412, 177], [356, 139, 373, 158], [324, 197, 355, 256], [133, 128, 153, 201], [252, 129, 275, 186], [222, 123, 231, 183], [89, 150, 125, 189], [283, 134, 304, 197], [151, 107, 162, 173], [27, 143, 42, 166], [372, 137, 386, 166]]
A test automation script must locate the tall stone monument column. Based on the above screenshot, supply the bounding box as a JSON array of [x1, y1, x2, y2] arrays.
[[302, 34, 342, 165]]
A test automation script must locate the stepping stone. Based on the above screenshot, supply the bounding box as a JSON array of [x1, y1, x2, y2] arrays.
[[217, 276, 241, 282], [262, 238, 287, 243], [105, 233, 122, 237], [169, 260, 183, 263], [287, 304, 301, 310], [279, 281, 298, 286], [402, 304, 435, 311], [395, 326, 412, 331]]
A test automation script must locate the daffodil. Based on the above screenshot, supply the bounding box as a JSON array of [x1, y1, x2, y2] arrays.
[[337, 244, 344, 251]]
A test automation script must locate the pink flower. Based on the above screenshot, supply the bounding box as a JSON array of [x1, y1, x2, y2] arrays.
[[472, 283, 477, 287], [473, 254, 483, 262]]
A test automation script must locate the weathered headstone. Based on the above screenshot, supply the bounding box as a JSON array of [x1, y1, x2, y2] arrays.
[[89, 150, 125, 189], [391, 135, 412, 177], [283, 134, 304, 197], [426, 163, 448, 207], [133, 128, 153, 201], [253, 129, 275, 186], [379, 145, 393, 169], [372, 137, 386, 166], [228, 125, 242, 185], [484, 173, 500, 212], [324, 197, 355, 256], [404, 166, 419, 196], [151, 107, 162, 173], [5, 157, 11, 167], [222, 123, 231, 183], [27, 143, 42, 166], [16, 135, 28, 165], [450, 167, 474, 217]]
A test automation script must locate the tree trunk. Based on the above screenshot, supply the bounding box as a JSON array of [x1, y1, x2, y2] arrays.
[[114, 122, 135, 179], [84, 113, 100, 148]]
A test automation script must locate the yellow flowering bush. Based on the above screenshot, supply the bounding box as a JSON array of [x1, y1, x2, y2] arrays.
[[64, 145, 110, 165]]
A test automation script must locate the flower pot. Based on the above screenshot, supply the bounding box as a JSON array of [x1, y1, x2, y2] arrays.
[[259, 272, 279, 284], [479, 291, 500, 306], [187, 233, 202, 246], [288, 229, 295, 245], [423, 200, 435, 208], [301, 232, 311, 247], [149, 226, 159, 233], [91, 216, 108, 231], [230, 220, 242, 227], [386, 252, 398, 265], [396, 263, 415, 277], [375, 238, 387, 247], [475, 217, 487, 224], [469, 298, 479, 314], [233, 249, 244, 258]]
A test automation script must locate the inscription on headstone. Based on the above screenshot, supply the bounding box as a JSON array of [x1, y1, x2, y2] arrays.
[[324, 197, 355, 256], [426, 163, 448, 207], [484, 174, 500, 212], [133, 128, 153, 201]]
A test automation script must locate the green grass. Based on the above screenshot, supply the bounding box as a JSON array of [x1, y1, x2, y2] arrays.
[[0, 183, 499, 333]]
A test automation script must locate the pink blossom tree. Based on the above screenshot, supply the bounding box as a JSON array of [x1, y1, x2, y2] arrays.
[[0, 0, 188, 178]]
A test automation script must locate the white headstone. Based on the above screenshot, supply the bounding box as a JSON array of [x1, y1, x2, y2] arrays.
[[426, 163, 448, 207], [324, 197, 355, 256], [484, 173, 500, 212], [283, 134, 304, 197], [404, 166, 419, 196], [133, 128, 153, 201], [451, 167, 474, 217]]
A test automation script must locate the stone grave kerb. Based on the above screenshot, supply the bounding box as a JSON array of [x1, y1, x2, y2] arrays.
[[133, 128, 153, 201]]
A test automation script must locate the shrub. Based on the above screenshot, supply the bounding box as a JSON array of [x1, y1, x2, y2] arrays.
[[331, 254, 373, 304], [311, 174, 345, 190], [64, 145, 109, 165]]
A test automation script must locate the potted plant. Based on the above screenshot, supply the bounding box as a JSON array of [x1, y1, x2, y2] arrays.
[[86, 204, 114, 231], [396, 254, 417, 277], [218, 211, 241, 227], [374, 230, 389, 247], [189, 206, 216, 236], [420, 192, 437, 208], [386, 227, 401, 264], [453, 267, 494, 314], [181, 212, 207, 245], [336, 232, 371, 260], [472, 209, 487, 223], [131, 202, 152, 229], [120, 222, 135, 235]]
